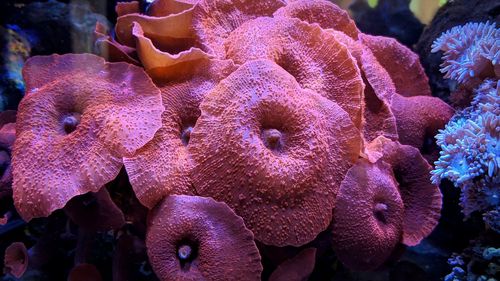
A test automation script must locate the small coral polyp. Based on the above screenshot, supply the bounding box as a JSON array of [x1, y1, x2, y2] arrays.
[[9, 0, 451, 278]]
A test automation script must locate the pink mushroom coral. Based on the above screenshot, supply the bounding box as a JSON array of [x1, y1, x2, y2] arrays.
[[3, 242, 28, 278], [130, 21, 211, 82], [147, 195, 262, 281], [377, 139, 442, 246], [190, 60, 361, 246], [225, 16, 364, 128], [123, 58, 236, 209], [114, 0, 286, 81], [332, 138, 442, 269], [94, 21, 140, 66], [0, 117, 16, 201], [332, 159, 404, 271], [147, 0, 199, 16], [273, 0, 359, 39], [357, 35, 454, 159], [13, 53, 163, 221]]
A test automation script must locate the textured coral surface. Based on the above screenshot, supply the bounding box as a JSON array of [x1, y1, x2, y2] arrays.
[[0, 0, 455, 280]]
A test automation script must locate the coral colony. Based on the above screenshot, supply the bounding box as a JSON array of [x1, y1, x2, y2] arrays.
[[5, 0, 496, 280], [431, 21, 499, 281], [432, 21, 499, 230]]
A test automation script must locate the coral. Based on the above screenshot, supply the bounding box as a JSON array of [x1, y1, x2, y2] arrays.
[[432, 21, 500, 280], [415, 0, 499, 103], [147, 0, 198, 16], [0, 117, 15, 203], [189, 60, 361, 247], [432, 79, 499, 218], [12, 53, 164, 221], [268, 248, 317, 281], [93, 22, 140, 66], [333, 137, 442, 270], [147, 195, 262, 281], [332, 158, 404, 271], [3, 0, 452, 278], [445, 241, 500, 281], [432, 21, 499, 88], [225, 16, 364, 128], [123, 59, 236, 209], [3, 242, 28, 278], [131, 21, 211, 82], [273, 0, 359, 38], [377, 139, 442, 246]]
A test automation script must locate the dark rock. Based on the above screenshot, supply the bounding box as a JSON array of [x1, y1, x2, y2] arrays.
[[3, 0, 110, 56], [349, 0, 424, 48]]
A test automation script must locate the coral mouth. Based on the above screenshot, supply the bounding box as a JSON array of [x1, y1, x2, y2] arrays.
[[262, 128, 283, 151], [62, 113, 81, 134], [181, 126, 193, 146], [374, 202, 389, 224]]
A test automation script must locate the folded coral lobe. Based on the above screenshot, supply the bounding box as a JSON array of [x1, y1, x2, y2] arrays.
[[380, 141, 442, 246], [225, 16, 364, 128], [332, 160, 404, 271], [13, 53, 163, 221], [123, 59, 236, 209], [190, 60, 361, 247], [273, 0, 359, 39]]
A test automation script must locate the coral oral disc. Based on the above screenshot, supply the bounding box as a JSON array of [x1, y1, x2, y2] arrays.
[[177, 244, 192, 261], [374, 202, 389, 224], [62, 113, 81, 134], [262, 128, 283, 151]]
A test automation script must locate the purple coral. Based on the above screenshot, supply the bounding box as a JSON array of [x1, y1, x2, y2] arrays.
[[431, 21, 499, 87]]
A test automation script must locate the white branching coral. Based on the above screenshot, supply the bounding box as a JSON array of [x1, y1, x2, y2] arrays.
[[431, 21, 499, 86]]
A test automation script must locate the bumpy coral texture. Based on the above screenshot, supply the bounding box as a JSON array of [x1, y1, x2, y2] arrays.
[[225, 16, 364, 128], [13, 53, 164, 221], [273, 0, 359, 39], [379, 140, 442, 246], [0, 116, 16, 201], [189, 60, 361, 247], [332, 137, 442, 270], [332, 159, 404, 271], [146, 195, 262, 281], [123, 59, 236, 209], [6, 0, 449, 276]]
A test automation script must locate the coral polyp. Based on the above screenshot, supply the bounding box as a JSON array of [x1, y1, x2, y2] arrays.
[[432, 79, 499, 219], [431, 21, 499, 87]]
